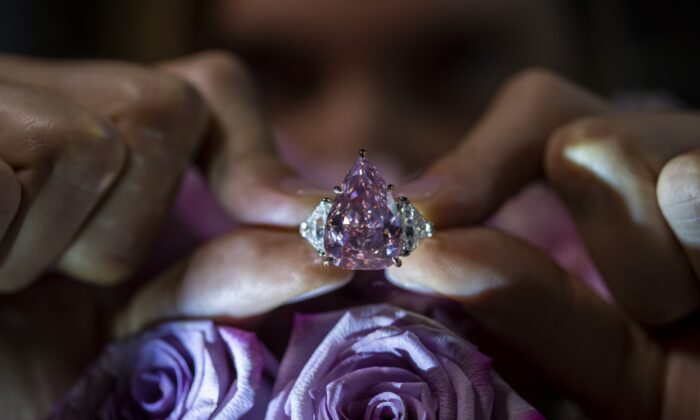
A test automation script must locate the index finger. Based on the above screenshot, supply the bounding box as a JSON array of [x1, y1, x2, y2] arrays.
[[401, 69, 608, 227], [161, 51, 324, 227]]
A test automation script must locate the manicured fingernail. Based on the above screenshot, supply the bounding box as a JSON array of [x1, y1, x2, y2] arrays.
[[279, 177, 327, 197], [384, 269, 437, 294], [286, 278, 352, 304], [398, 174, 443, 200]]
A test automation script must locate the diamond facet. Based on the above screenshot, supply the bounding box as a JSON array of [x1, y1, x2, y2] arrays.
[[324, 156, 403, 270], [300, 198, 332, 253], [397, 197, 434, 255]]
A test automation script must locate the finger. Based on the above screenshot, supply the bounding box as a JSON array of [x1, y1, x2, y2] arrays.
[[0, 83, 124, 291], [658, 150, 700, 282], [115, 228, 353, 337], [0, 159, 20, 242], [0, 54, 208, 284], [663, 349, 700, 420], [160, 51, 323, 226], [546, 114, 700, 326], [386, 228, 664, 420], [53, 65, 208, 284], [401, 68, 609, 227]]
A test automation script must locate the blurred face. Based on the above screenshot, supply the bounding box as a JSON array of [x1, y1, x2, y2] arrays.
[[210, 0, 573, 181]]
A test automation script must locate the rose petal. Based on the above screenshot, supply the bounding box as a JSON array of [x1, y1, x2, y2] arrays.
[[51, 320, 275, 420], [266, 304, 542, 420]]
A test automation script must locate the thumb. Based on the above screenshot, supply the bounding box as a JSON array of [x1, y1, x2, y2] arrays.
[[658, 149, 700, 280], [115, 228, 353, 337]]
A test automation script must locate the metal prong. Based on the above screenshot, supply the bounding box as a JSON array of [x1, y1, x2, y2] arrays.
[[319, 250, 327, 257], [397, 196, 408, 202], [321, 197, 332, 203], [386, 184, 395, 191], [392, 257, 402, 267], [426, 223, 435, 238], [333, 185, 343, 194], [400, 249, 410, 257], [323, 256, 335, 267], [359, 149, 367, 158]]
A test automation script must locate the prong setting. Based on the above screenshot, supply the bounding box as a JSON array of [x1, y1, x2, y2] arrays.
[[300, 150, 434, 270]]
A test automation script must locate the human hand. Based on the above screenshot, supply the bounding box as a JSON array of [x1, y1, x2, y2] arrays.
[[0, 51, 322, 291], [115, 227, 353, 338], [386, 69, 700, 419]]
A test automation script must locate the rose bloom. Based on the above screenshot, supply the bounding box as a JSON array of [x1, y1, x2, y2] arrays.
[[51, 320, 275, 419], [266, 304, 542, 420]]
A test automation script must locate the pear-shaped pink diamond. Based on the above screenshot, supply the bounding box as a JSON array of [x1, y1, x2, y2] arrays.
[[324, 155, 403, 270]]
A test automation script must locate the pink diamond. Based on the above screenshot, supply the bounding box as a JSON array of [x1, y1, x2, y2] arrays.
[[324, 155, 403, 270]]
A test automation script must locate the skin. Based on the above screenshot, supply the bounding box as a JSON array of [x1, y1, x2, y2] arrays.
[[209, 0, 574, 180], [0, 1, 699, 419]]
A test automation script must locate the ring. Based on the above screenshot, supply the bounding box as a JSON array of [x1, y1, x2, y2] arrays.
[[300, 149, 434, 270]]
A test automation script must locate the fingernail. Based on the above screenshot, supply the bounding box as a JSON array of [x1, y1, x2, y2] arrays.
[[398, 174, 443, 201], [384, 269, 437, 294], [279, 177, 328, 197], [286, 278, 351, 304]]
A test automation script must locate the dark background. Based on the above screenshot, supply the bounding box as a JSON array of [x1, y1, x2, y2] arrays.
[[0, 0, 699, 105]]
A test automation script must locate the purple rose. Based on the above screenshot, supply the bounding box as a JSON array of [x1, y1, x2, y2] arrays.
[[266, 304, 542, 420], [51, 320, 276, 419]]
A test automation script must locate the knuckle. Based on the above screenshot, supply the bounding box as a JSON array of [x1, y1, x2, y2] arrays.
[[191, 50, 252, 86], [124, 68, 204, 124], [545, 116, 623, 185], [181, 50, 256, 102], [500, 67, 566, 104], [0, 84, 127, 181], [107, 64, 208, 154], [498, 67, 606, 123]]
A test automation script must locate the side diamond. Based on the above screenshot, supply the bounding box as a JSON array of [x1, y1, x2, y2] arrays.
[[300, 199, 332, 253], [397, 197, 433, 255]]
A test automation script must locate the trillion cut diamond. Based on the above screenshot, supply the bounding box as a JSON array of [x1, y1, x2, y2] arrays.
[[397, 198, 434, 254], [300, 199, 332, 253], [324, 156, 403, 270]]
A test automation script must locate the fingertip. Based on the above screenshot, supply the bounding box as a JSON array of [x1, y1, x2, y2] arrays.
[[658, 152, 700, 252], [658, 153, 700, 221], [384, 266, 438, 295], [219, 178, 323, 226], [401, 165, 495, 227], [398, 174, 444, 203], [113, 263, 183, 338], [385, 229, 495, 300], [212, 152, 324, 226], [285, 271, 352, 304]]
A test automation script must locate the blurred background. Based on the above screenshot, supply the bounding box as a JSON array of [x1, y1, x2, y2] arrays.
[[1, 2, 699, 417], [0, 0, 698, 106]]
